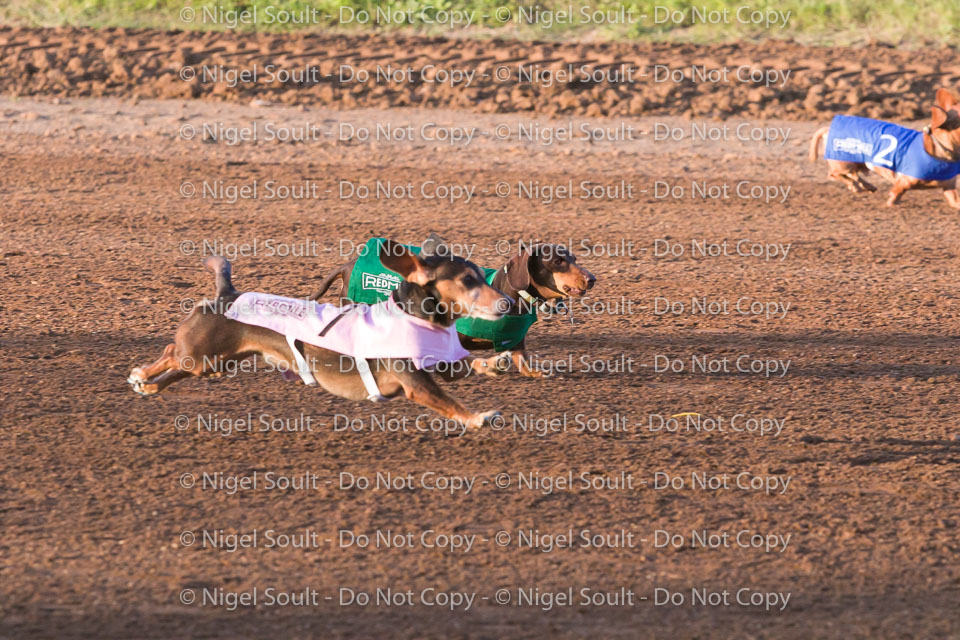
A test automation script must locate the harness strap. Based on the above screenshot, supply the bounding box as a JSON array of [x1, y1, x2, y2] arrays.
[[355, 357, 387, 402], [285, 335, 318, 386]]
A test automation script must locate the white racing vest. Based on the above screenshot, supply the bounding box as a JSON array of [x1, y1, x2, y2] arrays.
[[224, 293, 469, 400]]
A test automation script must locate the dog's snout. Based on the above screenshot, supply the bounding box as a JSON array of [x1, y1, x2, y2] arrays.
[[575, 268, 596, 291]]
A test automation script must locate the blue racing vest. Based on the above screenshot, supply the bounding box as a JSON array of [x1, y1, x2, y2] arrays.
[[824, 115, 960, 182]]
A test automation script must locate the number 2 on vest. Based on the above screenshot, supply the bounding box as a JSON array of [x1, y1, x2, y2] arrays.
[[872, 134, 898, 167]]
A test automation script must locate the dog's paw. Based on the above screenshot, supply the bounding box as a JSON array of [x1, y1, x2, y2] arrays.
[[472, 354, 510, 377], [127, 367, 147, 384], [494, 352, 513, 373], [130, 380, 157, 396], [466, 410, 502, 430], [519, 366, 545, 379]]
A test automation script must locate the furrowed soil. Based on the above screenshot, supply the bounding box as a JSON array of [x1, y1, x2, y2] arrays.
[[1, 27, 959, 640], [2, 25, 960, 120]]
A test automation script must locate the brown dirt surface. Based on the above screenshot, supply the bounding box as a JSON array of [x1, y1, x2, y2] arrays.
[[2, 28, 960, 640], [2, 26, 960, 120]]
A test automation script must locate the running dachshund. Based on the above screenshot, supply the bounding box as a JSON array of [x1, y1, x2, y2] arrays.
[[810, 88, 960, 208], [128, 242, 513, 429], [308, 236, 596, 378]]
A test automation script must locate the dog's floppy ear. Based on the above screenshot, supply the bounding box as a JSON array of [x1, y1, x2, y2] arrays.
[[381, 240, 431, 286], [933, 89, 960, 128], [932, 107, 948, 130], [421, 232, 452, 258], [505, 248, 533, 291], [935, 88, 959, 111]]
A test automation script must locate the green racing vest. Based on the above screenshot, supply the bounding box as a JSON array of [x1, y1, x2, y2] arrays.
[[346, 238, 536, 352]]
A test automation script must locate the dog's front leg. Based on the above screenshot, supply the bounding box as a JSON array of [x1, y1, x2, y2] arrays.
[[468, 353, 512, 378], [887, 177, 916, 206], [430, 354, 512, 382], [941, 180, 960, 209], [512, 347, 544, 378], [397, 369, 500, 430]]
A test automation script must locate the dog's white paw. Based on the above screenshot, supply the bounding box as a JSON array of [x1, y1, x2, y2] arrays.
[[494, 352, 512, 373], [127, 368, 147, 384], [467, 410, 502, 430], [473, 353, 511, 377], [130, 379, 157, 396]]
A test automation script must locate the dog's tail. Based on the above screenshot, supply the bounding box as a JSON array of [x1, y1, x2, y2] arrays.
[[203, 255, 236, 298], [809, 126, 829, 162], [307, 265, 346, 301]]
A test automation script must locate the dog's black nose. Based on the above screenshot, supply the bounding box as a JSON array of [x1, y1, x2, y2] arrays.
[[586, 274, 597, 289]]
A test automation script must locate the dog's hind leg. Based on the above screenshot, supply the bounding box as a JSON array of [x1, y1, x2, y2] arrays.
[[826, 160, 876, 193], [129, 342, 199, 394], [943, 188, 960, 209], [128, 343, 177, 384], [132, 369, 192, 395], [855, 173, 878, 192], [830, 169, 873, 193]]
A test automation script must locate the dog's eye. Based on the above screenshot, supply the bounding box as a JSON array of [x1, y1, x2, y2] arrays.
[[463, 275, 476, 286]]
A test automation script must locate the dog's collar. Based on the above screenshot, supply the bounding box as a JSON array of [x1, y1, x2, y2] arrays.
[[923, 125, 960, 162], [502, 264, 554, 312], [518, 289, 537, 305]]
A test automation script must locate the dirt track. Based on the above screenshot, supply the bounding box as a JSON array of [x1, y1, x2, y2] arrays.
[[3, 26, 960, 120], [2, 28, 960, 640]]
